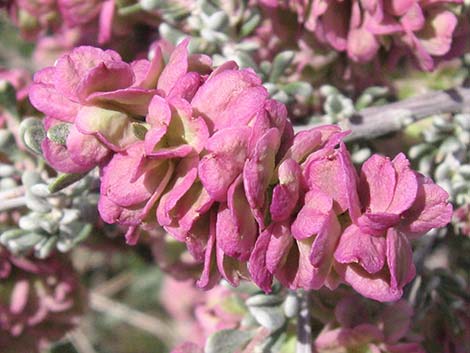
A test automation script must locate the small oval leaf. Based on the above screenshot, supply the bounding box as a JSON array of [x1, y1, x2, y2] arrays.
[[205, 329, 254, 353], [48, 173, 88, 193], [19, 118, 46, 154]]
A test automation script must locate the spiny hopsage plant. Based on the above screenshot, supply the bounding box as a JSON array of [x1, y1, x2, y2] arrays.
[[0, 1, 467, 351], [26, 40, 452, 303]]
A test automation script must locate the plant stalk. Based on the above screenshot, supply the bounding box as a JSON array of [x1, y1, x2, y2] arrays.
[[89, 292, 178, 345], [0, 196, 26, 212], [296, 290, 312, 353], [0, 186, 24, 200], [295, 86, 470, 141]]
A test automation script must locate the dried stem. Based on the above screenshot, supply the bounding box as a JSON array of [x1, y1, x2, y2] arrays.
[[92, 271, 134, 296], [0, 196, 26, 212], [89, 292, 178, 346], [296, 290, 312, 353], [0, 186, 25, 200], [295, 86, 470, 141], [68, 330, 98, 353]]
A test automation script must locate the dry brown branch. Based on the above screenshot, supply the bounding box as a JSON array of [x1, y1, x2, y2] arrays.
[[68, 330, 98, 353], [89, 292, 178, 346], [295, 86, 470, 141], [92, 271, 134, 296], [296, 290, 312, 353]]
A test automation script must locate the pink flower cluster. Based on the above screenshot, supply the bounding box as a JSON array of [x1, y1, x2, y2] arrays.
[[160, 277, 246, 347], [0, 246, 84, 353], [29, 41, 452, 302], [315, 295, 424, 353], [3, 0, 117, 43], [258, 0, 462, 70], [249, 131, 452, 301]]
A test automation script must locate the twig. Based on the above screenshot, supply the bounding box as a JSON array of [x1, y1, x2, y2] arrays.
[[89, 292, 177, 345], [0, 196, 26, 212], [0, 176, 78, 212], [0, 186, 25, 200], [296, 290, 312, 353], [68, 330, 97, 353], [92, 271, 134, 296], [295, 86, 470, 141]]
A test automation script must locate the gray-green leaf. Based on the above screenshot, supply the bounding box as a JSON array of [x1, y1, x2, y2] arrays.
[[249, 305, 286, 332], [282, 82, 312, 97], [49, 173, 88, 193], [47, 123, 70, 146], [246, 294, 284, 307], [269, 51, 295, 82], [205, 329, 254, 353], [20, 118, 46, 154], [132, 122, 149, 140], [240, 12, 261, 37]]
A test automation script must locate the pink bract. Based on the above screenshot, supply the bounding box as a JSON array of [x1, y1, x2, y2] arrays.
[[3, 0, 115, 43], [28, 40, 453, 303], [315, 294, 425, 352], [30, 45, 154, 173], [257, 0, 462, 70], [249, 128, 451, 301], [249, 126, 352, 293], [30, 39, 210, 175], [334, 153, 452, 301]]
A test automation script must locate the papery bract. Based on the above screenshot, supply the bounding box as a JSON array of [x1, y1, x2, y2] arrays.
[[315, 294, 425, 353], [257, 0, 462, 70], [29, 45, 158, 173], [90, 39, 217, 246], [27, 40, 454, 303], [249, 126, 350, 293], [3, 0, 120, 44], [98, 142, 174, 244], [334, 153, 452, 301]]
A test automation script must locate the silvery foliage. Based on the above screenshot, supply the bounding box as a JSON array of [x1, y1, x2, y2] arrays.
[[319, 85, 355, 124], [0, 167, 97, 259], [409, 114, 470, 206], [156, 0, 314, 118], [0, 83, 97, 258], [261, 52, 313, 114], [157, 0, 240, 55], [318, 85, 390, 124], [312, 85, 390, 164], [139, 0, 191, 21], [157, 0, 260, 55], [205, 284, 298, 353]]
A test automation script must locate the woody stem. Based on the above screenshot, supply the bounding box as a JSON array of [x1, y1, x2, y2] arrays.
[[294, 85, 470, 142], [0, 196, 26, 212], [296, 290, 312, 353]]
